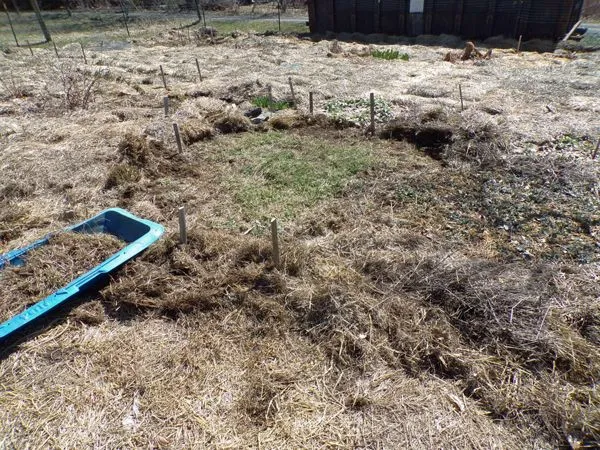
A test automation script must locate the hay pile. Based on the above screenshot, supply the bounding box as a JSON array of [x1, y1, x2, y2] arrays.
[[94, 212, 600, 447], [0, 232, 123, 323]]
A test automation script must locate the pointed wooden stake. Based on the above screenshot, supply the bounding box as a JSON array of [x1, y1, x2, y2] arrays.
[[195, 58, 202, 82], [160, 65, 168, 90], [178, 206, 188, 245], [288, 76, 295, 106], [163, 96, 169, 116], [173, 123, 183, 153], [270, 218, 280, 269], [369, 92, 375, 132], [80, 42, 87, 64]]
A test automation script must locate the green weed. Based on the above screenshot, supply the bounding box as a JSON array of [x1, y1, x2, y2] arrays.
[[371, 49, 409, 61], [251, 96, 292, 111]]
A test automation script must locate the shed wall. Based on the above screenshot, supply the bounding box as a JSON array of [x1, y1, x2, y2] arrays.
[[307, 0, 583, 40]]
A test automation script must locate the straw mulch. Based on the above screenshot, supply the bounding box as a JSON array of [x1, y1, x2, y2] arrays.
[[0, 232, 123, 323]]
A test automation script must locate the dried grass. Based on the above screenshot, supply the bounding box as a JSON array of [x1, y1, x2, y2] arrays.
[[180, 118, 213, 145], [210, 110, 252, 134], [1, 27, 599, 450], [0, 232, 123, 323]]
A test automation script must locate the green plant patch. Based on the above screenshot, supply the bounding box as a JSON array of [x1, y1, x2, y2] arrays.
[[371, 49, 409, 61], [251, 96, 292, 111], [215, 132, 374, 219], [325, 97, 393, 126]]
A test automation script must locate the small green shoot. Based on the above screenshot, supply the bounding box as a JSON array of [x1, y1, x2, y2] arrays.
[[251, 96, 292, 111], [371, 49, 409, 61]]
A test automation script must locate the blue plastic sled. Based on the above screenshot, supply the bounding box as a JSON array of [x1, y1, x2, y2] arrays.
[[0, 208, 164, 341]]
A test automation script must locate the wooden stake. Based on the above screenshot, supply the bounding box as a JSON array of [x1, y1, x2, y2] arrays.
[[268, 85, 273, 106], [288, 76, 295, 106], [80, 42, 87, 64], [459, 83, 464, 111], [163, 96, 169, 116], [26, 40, 33, 56], [195, 58, 202, 82], [178, 206, 188, 245], [517, 34, 522, 53], [160, 65, 168, 90], [173, 123, 183, 153], [563, 20, 582, 42], [3, 3, 19, 47], [369, 92, 375, 132], [309, 91, 314, 115], [53, 40, 59, 58], [592, 138, 600, 160], [270, 218, 280, 269]]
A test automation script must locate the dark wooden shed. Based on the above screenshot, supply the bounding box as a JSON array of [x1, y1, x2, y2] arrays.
[[307, 0, 584, 40]]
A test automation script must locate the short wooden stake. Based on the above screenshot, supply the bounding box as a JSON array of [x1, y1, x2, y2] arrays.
[[459, 83, 464, 111], [163, 96, 169, 116], [195, 58, 202, 82], [369, 92, 375, 132], [53, 40, 59, 58], [288, 76, 295, 106], [592, 138, 600, 160], [178, 206, 188, 245], [3, 2, 19, 46], [268, 85, 273, 105], [160, 65, 168, 90], [173, 123, 183, 153], [270, 218, 280, 269], [309, 91, 314, 115], [517, 34, 522, 53], [80, 42, 87, 64], [26, 40, 33, 56]]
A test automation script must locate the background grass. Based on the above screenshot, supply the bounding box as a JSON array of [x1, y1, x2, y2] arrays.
[[0, 10, 308, 48]]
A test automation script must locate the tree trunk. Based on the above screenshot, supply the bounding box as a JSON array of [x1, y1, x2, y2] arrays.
[[30, 0, 52, 42]]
